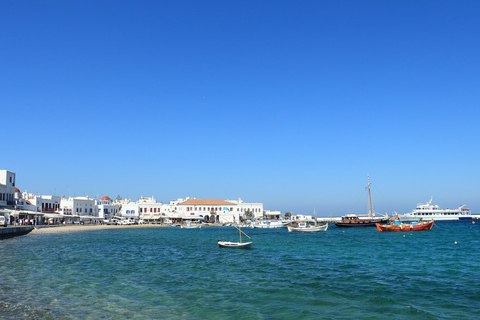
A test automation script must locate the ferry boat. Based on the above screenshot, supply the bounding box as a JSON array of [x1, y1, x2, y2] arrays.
[[400, 197, 475, 221]]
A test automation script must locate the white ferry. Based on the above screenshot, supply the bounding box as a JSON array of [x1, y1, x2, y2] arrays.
[[400, 197, 476, 221]]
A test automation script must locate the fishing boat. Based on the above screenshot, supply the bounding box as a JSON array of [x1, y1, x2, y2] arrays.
[[287, 209, 328, 232], [218, 224, 253, 249], [181, 222, 201, 229], [376, 219, 434, 232], [400, 197, 477, 221], [334, 175, 389, 228], [251, 220, 288, 229]]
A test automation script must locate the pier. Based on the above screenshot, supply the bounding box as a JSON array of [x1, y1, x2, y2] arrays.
[[0, 226, 35, 238]]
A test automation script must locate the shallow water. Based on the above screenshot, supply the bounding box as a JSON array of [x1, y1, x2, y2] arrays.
[[1, 222, 480, 319]]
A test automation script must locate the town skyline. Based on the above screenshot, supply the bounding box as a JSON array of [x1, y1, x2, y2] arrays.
[[3, 1, 479, 216]]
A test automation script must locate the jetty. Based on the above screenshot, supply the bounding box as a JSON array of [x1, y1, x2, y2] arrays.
[[0, 226, 35, 238]]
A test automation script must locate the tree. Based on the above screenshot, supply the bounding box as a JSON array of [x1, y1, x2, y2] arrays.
[[284, 212, 292, 219], [244, 209, 253, 219]]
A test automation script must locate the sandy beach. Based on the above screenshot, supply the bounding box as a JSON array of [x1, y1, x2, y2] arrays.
[[30, 223, 169, 234]]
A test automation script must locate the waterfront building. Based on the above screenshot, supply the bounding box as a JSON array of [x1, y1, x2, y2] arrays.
[[175, 197, 263, 223], [97, 196, 120, 220], [137, 196, 163, 216], [0, 170, 16, 206], [120, 201, 140, 219], [264, 210, 282, 220], [225, 198, 264, 220], [22, 192, 62, 214], [60, 196, 98, 223]]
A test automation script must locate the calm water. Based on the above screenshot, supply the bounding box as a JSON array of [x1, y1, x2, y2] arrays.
[[1, 222, 480, 319]]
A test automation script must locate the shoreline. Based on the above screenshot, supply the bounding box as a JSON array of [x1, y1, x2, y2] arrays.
[[29, 223, 223, 234]]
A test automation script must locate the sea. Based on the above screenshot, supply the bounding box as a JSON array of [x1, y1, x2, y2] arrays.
[[1, 222, 480, 319]]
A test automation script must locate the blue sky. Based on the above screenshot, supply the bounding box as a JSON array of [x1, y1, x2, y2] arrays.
[[2, 0, 479, 216]]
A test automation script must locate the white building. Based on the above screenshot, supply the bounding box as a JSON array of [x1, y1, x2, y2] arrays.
[[137, 196, 163, 216], [226, 198, 264, 220], [22, 192, 62, 214], [60, 196, 98, 221], [97, 196, 120, 220], [0, 170, 16, 207], [175, 197, 263, 223], [263, 210, 282, 220]]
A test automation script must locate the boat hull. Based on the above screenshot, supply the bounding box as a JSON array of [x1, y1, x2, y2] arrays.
[[251, 222, 288, 229], [287, 224, 328, 232], [334, 218, 389, 228], [218, 240, 253, 249], [376, 220, 434, 232]]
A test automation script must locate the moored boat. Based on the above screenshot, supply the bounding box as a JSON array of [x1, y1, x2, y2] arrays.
[[400, 197, 476, 221], [335, 175, 389, 228], [287, 209, 328, 232], [181, 222, 201, 229], [217, 240, 253, 248], [251, 221, 288, 229], [376, 219, 434, 232], [287, 222, 328, 232], [218, 224, 254, 249]]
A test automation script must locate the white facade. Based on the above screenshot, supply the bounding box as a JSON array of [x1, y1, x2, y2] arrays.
[[226, 198, 264, 220], [61, 196, 98, 218], [137, 196, 163, 216], [175, 197, 264, 223], [97, 197, 120, 219], [264, 210, 282, 220], [22, 192, 62, 213], [0, 170, 16, 206], [121, 202, 140, 218]]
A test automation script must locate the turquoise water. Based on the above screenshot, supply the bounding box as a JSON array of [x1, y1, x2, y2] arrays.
[[1, 222, 480, 319]]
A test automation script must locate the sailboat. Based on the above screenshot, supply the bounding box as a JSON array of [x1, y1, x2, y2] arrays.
[[334, 175, 390, 228], [287, 209, 329, 232], [218, 224, 254, 249]]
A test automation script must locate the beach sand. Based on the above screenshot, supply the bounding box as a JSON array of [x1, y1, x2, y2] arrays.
[[30, 224, 168, 234]]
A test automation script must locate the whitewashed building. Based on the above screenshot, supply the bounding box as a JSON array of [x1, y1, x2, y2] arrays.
[[137, 196, 163, 216], [264, 210, 282, 220], [120, 202, 140, 219], [175, 197, 263, 223], [60, 196, 98, 221], [226, 198, 264, 220], [0, 170, 16, 207], [97, 196, 120, 220]]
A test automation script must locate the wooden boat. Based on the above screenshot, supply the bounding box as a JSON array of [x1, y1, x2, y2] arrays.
[[287, 222, 328, 232], [335, 175, 389, 228], [334, 214, 389, 228], [287, 209, 328, 232], [181, 222, 201, 229], [218, 225, 253, 249], [376, 219, 434, 232]]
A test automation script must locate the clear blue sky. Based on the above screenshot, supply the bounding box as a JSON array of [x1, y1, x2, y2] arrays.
[[2, 0, 479, 216]]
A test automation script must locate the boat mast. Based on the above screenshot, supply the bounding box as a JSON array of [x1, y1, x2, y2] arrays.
[[313, 208, 317, 226], [366, 175, 374, 217]]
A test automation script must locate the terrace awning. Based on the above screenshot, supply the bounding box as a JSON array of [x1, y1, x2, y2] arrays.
[[44, 213, 64, 218]]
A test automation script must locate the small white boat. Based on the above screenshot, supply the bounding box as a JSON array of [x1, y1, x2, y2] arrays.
[[251, 221, 288, 229], [217, 240, 253, 249], [218, 225, 254, 249], [287, 222, 328, 232], [288, 208, 328, 232], [181, 223, 201, 229]]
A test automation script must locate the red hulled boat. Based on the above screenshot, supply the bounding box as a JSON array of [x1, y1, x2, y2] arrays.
[[376, 219, 434, 232]]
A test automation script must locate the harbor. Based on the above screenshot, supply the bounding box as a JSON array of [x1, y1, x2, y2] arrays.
[[2, 222, 480, 319]]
